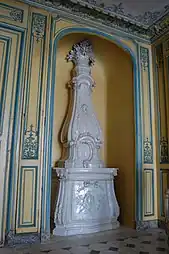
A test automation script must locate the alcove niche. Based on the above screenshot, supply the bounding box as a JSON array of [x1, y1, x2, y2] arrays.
[[51, 33, 135, 231]]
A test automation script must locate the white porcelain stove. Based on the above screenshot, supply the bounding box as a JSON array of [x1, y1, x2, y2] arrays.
[[53, 39, 119, 236]]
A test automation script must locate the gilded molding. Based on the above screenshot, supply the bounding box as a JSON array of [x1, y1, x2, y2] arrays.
[[32, 13, 46, 42]]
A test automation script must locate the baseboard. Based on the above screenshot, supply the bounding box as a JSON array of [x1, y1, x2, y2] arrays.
[[136, 219, 167, 231], [5, 230, 40, 246]]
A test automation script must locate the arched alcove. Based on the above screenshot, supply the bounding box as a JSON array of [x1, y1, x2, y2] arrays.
[[51, 32, 135, 229]]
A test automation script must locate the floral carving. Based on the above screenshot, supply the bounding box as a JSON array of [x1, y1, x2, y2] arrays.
[[9, 8, 23, 22], [144, 137, 153, 164], [160, 137, 169, 163], [140, 47, 149, 71], [22, 124, 38, 159], [32, 13, 46, 42]]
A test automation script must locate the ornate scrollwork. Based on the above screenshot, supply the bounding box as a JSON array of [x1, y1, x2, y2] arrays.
[[32, 13, 46, 42], [144, 137, 153, 163], [160, 137, 169, 163], [22, 124, 39, 159], [9, 8, 23, 23]]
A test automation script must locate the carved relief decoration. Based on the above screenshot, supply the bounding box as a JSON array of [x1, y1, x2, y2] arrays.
[[32, 13, 46, 42], [22, 124, 39, 159], [160, 137, 169, 163], [74, 181, 106, 218], [9, 8, 23, 22], [140, 47, 149, 71], [144, 138, 153, 164]]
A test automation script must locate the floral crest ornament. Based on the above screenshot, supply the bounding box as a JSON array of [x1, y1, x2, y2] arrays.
[[66, 39, 95, 66]]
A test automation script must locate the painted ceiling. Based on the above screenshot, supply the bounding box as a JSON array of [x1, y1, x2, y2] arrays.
[[70, 0, 169, 26]]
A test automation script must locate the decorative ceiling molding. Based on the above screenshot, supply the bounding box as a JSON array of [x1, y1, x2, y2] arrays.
[[150, 14, 169, 41], [70, 0, 169, 27], [20, 0, 169, 42]]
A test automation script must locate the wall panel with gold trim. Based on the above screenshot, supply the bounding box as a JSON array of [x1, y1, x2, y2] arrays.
[[15, 8, 50, 235], [154, 35, 169, 221], [156, 43, 169, 164], [138, 45, 157, 227], [160, 169, 169, 217], [140, 46, 153, 164], [0, 0, 51, 244], [17, 167, 38, 231], [0, 0, 27, 244], [143, 169, 154, 217]]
